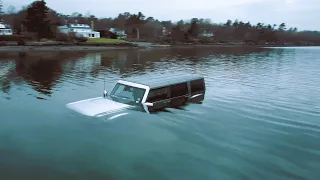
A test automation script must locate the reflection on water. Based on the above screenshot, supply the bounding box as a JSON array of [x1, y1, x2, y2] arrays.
[[0, 47, 269, 96], [0, 46, 320, 180]]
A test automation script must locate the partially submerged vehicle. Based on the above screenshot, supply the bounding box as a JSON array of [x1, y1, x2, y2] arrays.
[[66, 74, 205, 117]]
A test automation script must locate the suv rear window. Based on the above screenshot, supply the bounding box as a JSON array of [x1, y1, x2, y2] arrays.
[[190, 79, 204, 93], [147, 87, 168, 102], [170, 83, 188, 97]]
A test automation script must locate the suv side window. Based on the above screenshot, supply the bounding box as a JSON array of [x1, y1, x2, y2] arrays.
[[170, 83, 188, 97], [190, 79, 204, 93], [147, 87, 168, 102]]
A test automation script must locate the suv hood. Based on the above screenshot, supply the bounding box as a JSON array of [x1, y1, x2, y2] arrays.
[[66, 97, 132, 117]]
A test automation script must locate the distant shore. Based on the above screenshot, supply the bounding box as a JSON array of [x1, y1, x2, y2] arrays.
[[0, 43, 319, 52]]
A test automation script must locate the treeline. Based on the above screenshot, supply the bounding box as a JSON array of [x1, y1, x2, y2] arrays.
[[2, 0, 320, 45]]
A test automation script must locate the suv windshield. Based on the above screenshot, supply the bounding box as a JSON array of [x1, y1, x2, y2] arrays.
[[110, 83, 146, 105]]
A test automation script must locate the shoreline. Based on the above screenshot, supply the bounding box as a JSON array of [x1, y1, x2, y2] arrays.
[[0, 45, 141, 52], [0, 43, 319, 52]]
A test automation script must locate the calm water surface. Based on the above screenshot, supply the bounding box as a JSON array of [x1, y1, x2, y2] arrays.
[[0, 47, 319, 180]]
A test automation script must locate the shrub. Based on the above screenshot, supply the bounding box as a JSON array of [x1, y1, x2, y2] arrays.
[[101, 31, 118, 39], [198, 37, 213, 44], [75, 36, 88, 42], [0, 34, 35, 41], [218, 40, 227, 43], [0, 42, 7, 46], [109, 32, 118, 39], [40, 38, 51, 42], [17, 39, 26, 46], [55, 32, 70, 42], [67, 32, 77, 41], [20, 32, 38, 41], [55, 32, 87, 42]]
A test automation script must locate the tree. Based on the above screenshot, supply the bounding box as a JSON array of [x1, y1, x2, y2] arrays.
[[171, 25, 185, 41], [256, 22, 264, 29], [245, 22, 252, 28], [225, 20, 232, 27], [187, 18, 198, 39], [267, 24, 272, 30], [232, 20, 239, 28], [1, 3, 319, 45], [126, 12, 145, 39], [161, 21, 172, 31], [140, 17, 163, 38], [278, 23, 286, 31], [177, 20, 184, 27], [112, 13, 127, 29], [11, 7, 28, 34], [23, 0, 52, 39]]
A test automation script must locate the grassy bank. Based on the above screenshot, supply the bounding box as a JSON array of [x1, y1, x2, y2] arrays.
[[0, 38, 135, 47], [1, 37, 319, 53], [87, 38, 127, 43]]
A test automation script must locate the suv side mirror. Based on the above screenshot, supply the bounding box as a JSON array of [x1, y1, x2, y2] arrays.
[[144, 102, 154, 107]]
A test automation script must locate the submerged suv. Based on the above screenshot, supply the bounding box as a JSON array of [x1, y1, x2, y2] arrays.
[[66, 74, 206, 117]]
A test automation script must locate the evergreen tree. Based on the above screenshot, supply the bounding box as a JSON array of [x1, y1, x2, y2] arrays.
[[225, 20, 232, 27], [23, 0, 52, 39], [188, 18, 199, 38], [278, 23, 286, 31], [126, 12, 145, 39]]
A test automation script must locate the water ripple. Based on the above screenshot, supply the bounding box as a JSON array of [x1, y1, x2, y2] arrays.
[[1, 47, 320, 179]]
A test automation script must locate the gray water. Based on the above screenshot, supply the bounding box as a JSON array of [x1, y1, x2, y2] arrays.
[[0, 46, 319, 180]]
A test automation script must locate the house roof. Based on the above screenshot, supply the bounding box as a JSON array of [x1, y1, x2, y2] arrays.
[[68, 24, 91, 28], [120, 73, 204, 89], [0, 23, 11, 29], [57, 25, 68, 29], [109, 28, 125, 32], [58, 24, 92, 29], [201, 31, 214, 34]]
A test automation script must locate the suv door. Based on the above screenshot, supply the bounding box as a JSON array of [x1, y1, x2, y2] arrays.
[[169, 82, 188, 107], [146, 87, 169, 111]]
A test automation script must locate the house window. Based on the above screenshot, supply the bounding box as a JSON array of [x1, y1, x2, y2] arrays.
[[92, 34, 95, 37], [88, 34, 91, 37]]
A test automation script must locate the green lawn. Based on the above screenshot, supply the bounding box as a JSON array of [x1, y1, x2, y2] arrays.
[[87, 38, 127, 43]]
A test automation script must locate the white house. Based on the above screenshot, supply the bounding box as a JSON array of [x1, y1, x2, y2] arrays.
[[200, 31, 215, 38], [0, 23, 13, 36], [109, 28, 127, 39], [57, 23, 100, 38]]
